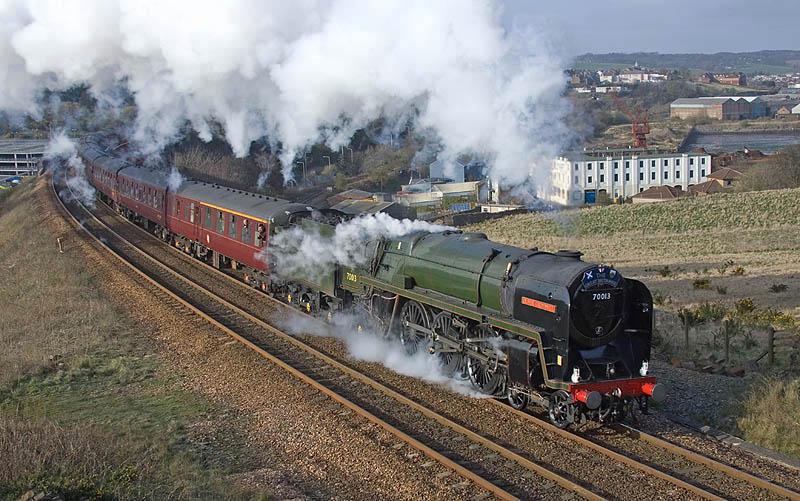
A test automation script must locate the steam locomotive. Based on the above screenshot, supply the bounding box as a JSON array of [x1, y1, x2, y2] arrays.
[[80, 138, 664, 428]]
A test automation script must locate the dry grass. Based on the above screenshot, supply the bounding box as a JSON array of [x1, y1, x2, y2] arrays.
[[737, 377, 800, 458], [0, 179, 266, 500], [0, 180, 120, 387]]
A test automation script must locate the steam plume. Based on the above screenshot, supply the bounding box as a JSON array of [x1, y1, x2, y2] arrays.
[[268, 212, 453, 279], [279, 311, 485, 397], [45, 132, 95, 207], [0, 0, 568, 187]]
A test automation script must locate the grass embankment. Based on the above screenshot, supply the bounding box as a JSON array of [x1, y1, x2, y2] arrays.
[[0, 180, 263, 500], [470, 188, 800, 457]]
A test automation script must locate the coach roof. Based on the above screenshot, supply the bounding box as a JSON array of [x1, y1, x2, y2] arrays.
[[176, 181, 310, 225], [118, 165, 169, 189]]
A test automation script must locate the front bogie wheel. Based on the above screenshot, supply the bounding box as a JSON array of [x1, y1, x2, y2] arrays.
[[507, 388, 529, 410], [548, 390, 574, 429]]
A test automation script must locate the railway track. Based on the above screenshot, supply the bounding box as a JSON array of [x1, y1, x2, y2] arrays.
[[57, 173, 800, 501], [55, 176, 599, 500]]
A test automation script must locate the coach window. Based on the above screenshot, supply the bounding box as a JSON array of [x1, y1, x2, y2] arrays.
[[229, 214, 237, 238], [217, 211, 225, 233], [189, 202, 195, 223], [176, 200, 181, 217], [255, 224, 266, 247], [184, 203, 190, 220], [242, 219, 251, 244], [204, 207, 212, 228]]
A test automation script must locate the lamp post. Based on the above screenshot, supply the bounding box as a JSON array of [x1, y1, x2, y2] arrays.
[[341, 146, 353, 164], [323, 155, 331, 166], [296, 161, 306, 185]]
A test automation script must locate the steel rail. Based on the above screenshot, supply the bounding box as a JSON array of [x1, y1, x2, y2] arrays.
[[50, 175, 520, 501], [618, 424, 800, 501]]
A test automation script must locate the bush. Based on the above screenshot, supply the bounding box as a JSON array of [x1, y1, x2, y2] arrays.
[[693, 278, 711, 290], [694, 302, 727, 323]]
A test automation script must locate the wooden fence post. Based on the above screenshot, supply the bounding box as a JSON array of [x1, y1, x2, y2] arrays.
[[767, 326, 775, 366], [724, 324, 730, 365]]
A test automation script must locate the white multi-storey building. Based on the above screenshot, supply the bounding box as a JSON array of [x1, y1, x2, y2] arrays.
[[547, 149, 712, 207]]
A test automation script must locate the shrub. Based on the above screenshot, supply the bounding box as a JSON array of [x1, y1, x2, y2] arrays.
[[735, 298, 756, 315], [769, 283, 788, 293], [716, 259, 734, 276], [695, 302, 727, 323], [731, 266, 746, 276], [693, 278, 711, 290], [653, 291, 671, 306]]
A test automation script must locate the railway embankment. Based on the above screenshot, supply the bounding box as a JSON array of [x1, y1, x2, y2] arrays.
[[0, 179, 273, 499]]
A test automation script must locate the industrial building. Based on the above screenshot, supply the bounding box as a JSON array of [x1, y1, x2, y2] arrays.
[[547, 148, 712, 206], [394, 179, 496, 218], [0, 139, 47, 177], [670, 96, 764, 120]]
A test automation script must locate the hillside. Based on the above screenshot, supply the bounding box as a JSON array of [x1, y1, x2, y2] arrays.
[[575, 50, 800, 74], [471, 188, 800, 242]]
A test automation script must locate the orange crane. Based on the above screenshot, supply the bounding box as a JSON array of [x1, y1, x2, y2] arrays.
[[613, 94, 650, 149]]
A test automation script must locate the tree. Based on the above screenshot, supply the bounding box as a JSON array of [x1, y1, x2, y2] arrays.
[[334, 172, 347, 191], [736, 145, 800, 192]]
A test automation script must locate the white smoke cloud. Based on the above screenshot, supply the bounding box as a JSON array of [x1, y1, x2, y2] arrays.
[[279, 310, 485, 397], [1, 0, 569, 187], [268, 212, 453, 279], [45, 132, 96, 207], [167, 166, 184, 192]]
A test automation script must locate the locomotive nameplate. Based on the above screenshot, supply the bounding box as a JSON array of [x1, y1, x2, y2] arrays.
[[521, 296, 556, 313]]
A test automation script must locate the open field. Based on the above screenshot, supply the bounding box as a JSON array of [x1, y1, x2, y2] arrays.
[[469, 188, 800, 455], [0, 180, 266, 500]]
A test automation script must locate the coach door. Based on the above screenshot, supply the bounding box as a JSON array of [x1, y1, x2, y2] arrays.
[[189, 202, 199, 240]]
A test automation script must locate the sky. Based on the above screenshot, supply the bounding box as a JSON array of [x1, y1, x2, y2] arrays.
[[503, 0, 800, 56]]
